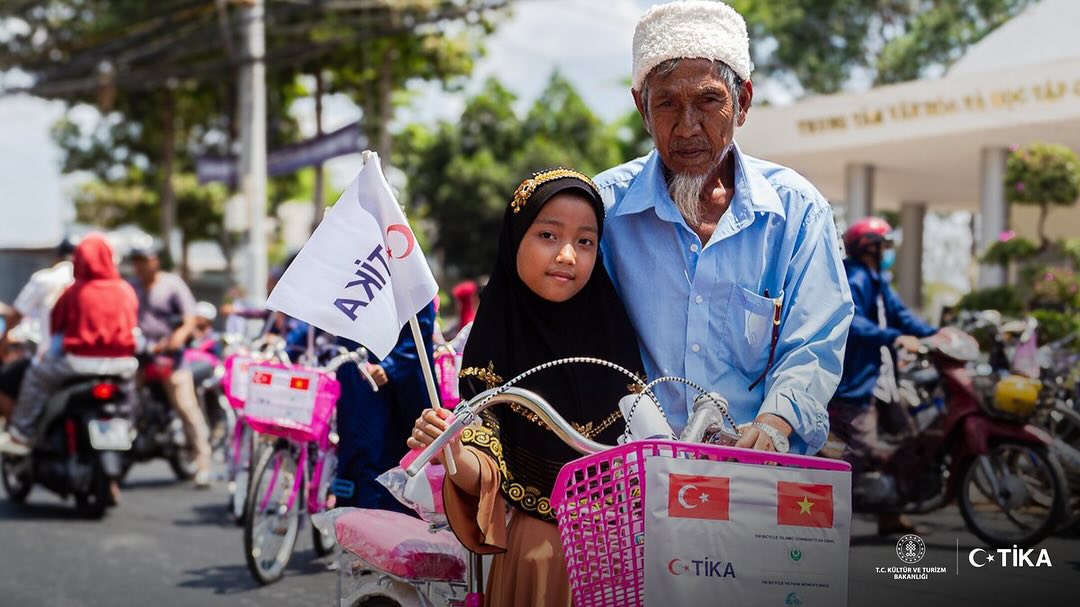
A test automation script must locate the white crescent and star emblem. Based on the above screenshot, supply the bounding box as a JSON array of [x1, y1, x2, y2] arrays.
[[677, 484, 710, 509]]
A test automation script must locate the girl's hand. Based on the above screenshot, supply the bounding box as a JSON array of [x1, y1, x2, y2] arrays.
[[406, 408, 463, 463]]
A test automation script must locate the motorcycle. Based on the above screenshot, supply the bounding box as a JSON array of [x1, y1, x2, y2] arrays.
[[839, 327, 1068, 547], [1, 372, 134, 518], [123, 355, 200, 480]]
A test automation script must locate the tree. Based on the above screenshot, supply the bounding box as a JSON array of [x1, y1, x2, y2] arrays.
[[398, 72, 624, 280], [3, 0, 510, 273], [1005, 142, 1080, 250], [730, 0, 1034, 95]]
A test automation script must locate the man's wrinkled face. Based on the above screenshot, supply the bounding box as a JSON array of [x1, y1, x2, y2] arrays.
[[634, 58, 750, 177]]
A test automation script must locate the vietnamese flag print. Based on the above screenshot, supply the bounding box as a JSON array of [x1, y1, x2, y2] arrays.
[[777, 481, 834, 528], [667, 473, 730, 520], [289, 376, 311, 390]]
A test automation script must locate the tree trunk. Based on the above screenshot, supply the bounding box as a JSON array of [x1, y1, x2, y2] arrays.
[[311, 68, 325, 234], [180, 230, 190, 283], [1037, 202, 1050, 251], [160, 91, 177, 270]]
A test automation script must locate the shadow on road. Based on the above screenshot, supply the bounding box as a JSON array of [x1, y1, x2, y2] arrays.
[[178, 549, 332, 595], [0, 499, 92, 522], [173, 502, 236, 529]]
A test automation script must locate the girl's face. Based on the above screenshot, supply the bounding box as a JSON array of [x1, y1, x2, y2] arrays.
[[516, 193, 599, 303]]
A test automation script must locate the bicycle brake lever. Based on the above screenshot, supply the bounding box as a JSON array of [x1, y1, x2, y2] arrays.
[[404, 407, 474, 477]]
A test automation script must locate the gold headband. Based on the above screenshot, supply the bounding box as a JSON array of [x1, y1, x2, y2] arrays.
[[510, 168, 599, 214]]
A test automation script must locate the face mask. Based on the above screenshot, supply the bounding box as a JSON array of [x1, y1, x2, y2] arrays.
[[880, 248, 896, 271]]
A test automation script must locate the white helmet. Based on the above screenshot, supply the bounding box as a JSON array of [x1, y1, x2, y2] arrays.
[[195, 301, 217, 322]]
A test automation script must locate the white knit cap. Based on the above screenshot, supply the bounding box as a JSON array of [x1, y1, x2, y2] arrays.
[[632, 1, 752, 91]]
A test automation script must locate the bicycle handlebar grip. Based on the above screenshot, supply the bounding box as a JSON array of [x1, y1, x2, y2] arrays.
[[404, 412, 464, 477]]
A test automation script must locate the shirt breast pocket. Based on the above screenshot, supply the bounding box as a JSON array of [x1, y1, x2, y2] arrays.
[[724, 285, 783, 378]]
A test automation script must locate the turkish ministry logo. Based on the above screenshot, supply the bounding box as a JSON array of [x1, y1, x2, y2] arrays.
[[667, 474, 730, 520], [896, 534, 926, 565], [776, 481, 834, 528]]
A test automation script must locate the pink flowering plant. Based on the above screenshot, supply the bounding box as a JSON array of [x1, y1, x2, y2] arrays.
[[1004, 142, 1080, 249]]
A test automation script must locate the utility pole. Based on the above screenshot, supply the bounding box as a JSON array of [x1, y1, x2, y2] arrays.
[[238, 0, 268, 303]]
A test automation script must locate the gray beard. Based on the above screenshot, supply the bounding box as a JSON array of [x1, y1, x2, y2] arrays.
[[668, 173, 708, 227]]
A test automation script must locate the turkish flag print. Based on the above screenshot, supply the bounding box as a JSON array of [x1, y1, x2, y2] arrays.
[[667, 474, 730, 520], [777, 481, 834, 528], [252, 371, 273, 385]]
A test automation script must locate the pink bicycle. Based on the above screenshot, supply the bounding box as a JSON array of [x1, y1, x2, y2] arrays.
[[241, 348, 377, 585], [402, 359, 851, 607]]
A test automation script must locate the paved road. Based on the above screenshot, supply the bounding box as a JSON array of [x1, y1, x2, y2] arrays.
[[1, 460, 1078, 607]]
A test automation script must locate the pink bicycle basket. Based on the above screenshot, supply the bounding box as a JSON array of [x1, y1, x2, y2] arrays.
[[222, 354, 257, 410], [241, 361, 341, 443], [550, 439, 850, 607]]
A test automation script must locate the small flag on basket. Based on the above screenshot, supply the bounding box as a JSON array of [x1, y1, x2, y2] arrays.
[[266, 152, 439, 360], [776, 481, 834, 528], [667, 473, 730, 521]]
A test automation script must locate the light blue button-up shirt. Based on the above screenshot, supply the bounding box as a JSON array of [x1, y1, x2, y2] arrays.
[[594, 144, 854, 455]]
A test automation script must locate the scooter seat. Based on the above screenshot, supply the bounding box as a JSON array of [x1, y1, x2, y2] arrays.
[[59, 375, 127, 388], [335, 508, 467, 583]]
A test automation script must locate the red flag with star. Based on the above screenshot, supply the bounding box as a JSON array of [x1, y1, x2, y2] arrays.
[[777, 481, 834, 528], [668, 474, 730, 520], [289, 376, 311, 390]]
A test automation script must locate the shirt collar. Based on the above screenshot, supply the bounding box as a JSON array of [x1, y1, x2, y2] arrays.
[[613, 142, 786, 221]]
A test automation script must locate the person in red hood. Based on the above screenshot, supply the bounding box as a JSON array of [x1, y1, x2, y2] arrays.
[[0, 234, 139, 455]]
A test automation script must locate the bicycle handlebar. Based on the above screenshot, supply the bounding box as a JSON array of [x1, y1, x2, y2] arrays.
[[323, 348, 379, 392], [405, 387, 613, 477]]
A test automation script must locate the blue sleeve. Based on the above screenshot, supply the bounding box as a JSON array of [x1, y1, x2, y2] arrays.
[[845, 267, 901, 348], [379, 302, 436, 386], [758, 200, 853, 455], [883, 284, 936, 338]]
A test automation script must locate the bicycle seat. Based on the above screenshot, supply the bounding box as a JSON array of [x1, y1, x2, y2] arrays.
[[335, 508, 466, 583]]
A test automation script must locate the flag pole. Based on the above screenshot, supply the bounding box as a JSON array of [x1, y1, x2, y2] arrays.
[[409, 314, 457, 474]]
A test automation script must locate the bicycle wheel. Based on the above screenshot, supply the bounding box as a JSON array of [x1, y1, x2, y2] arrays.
[[959, 443, 1066, 547], [311, 449, 338, 557], [229, 424, 254, 526], [243, 442, 302, 585]]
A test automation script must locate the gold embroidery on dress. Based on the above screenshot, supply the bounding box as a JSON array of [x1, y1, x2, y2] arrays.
[[459, 362, 502, 389], [461, 424, 555, 518], [507, 403, 622, 440]]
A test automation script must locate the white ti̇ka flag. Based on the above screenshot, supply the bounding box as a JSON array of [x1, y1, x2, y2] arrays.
[[266, 152, 438, 359]]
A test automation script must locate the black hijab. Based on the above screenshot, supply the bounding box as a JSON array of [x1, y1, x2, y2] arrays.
[[458, 168, 646, 522]]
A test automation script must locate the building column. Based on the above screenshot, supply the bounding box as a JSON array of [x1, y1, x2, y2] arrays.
[[897, 201, 926, 309], [844, 164, 875, 224], [977, 147, 1010, 289]]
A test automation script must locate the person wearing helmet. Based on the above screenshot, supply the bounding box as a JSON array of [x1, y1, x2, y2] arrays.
[[832, 216, 937, 535], [0, 237, 76, 421]]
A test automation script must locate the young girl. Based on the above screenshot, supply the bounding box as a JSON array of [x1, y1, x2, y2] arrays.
[[408, 168, 645, 606]]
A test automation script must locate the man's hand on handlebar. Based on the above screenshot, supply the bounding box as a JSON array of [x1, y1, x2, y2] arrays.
[[734, 413, 792, 453], [894, 335, 922, 354], [407, 408, 462, 463]]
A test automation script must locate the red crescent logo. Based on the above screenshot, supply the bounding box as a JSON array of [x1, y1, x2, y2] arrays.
[[667, 558, 687, 576], [386, 224, 416, 259]]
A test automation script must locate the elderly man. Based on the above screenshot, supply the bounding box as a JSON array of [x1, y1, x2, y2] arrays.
[[595, 1, 854, 455]]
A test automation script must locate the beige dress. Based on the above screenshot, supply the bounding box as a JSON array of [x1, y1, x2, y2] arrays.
[[443, 447, 572, 607]]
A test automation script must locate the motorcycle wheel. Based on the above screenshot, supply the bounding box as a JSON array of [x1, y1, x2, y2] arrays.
[[74, 464, 110, 520], [959, 443, 1066, 547], [0, 454, 31, 503], [169, 444, 200, 480], [1041, 403, 1080, 532], [243, 443, 301, 585]]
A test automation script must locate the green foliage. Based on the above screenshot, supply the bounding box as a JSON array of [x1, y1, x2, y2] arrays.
[[1005, 143, 1080, 207], [1030, 266, 1080, 310], [955, 286, 1023, 315], [730, 0, 1033, 95], [980, 236, 1038, 266], [1031, 310, 1080, 345], [397, 72, 632, 280]]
